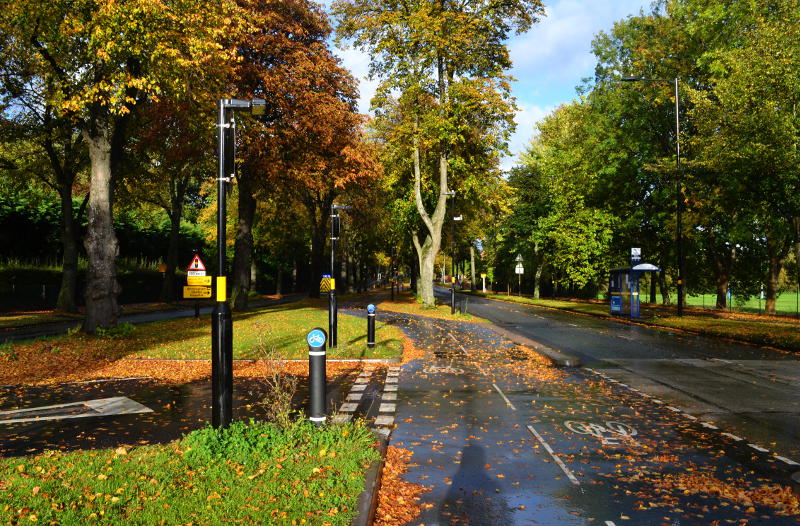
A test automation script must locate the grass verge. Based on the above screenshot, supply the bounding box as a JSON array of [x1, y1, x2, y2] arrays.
[[0, 299, 404, 385], [0, 419, 379, 525], [470, 292, 800, 352]]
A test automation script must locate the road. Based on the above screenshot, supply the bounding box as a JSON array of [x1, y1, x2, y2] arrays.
[[438, 287, 800, 463]]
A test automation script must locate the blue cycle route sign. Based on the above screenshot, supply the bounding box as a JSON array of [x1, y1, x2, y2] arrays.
[[307, 328, 327, 348]]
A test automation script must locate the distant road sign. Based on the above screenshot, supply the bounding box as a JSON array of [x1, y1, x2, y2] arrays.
[[187, 270, 206, 277], [515, 264, 524, 275], [187, 254, 206, 272], [183, 286, 212, 299], [187, 275, 212, 286]]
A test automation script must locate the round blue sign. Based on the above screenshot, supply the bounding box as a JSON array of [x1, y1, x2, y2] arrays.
[[307, 328, 327, 347], [367, 304, 376, 314]]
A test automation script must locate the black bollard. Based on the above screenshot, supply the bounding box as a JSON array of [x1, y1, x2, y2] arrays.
[[366, 304, 376, 348], [450, 287, 456, 314], [307, 328, 327, 425]]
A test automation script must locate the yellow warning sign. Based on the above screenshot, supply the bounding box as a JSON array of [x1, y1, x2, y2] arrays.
[[183, 286, 212, 299], [319, 277, 335, 293], [187, 275, 212, 286]]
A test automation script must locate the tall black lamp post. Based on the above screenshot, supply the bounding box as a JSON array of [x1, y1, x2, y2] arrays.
[[212, 97, 265, 429], [621, 76, 684, 316], [329, 204, 350, 348]]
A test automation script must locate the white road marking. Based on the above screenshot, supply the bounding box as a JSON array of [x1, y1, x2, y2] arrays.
[[683, 414, 698, 420], [354, 377, 369, 384], [382, 392, 397, 401], [526, 425, 580, 485], [379, 403, 396, 413], [666, 406, 681, 413], [351, 384, 367, 392], [339, 403, 358, 413], [0, 397, 152, 425], [70, 377, 150, 384], [374, 415, 395, 426], [346, 393, 363, 401], [492, 383, 517, 410], [775, 456, 800, 465], [384, 384, 398, 392], [700, 422, 718, 429], [605, 522, 617, 526], [748, 443, 769, 452], [722, 432, 743, 441], [385, 376, 398, 384]]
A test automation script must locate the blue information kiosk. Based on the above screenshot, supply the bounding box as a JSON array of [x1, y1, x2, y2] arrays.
[[609, 263, 661, 318]]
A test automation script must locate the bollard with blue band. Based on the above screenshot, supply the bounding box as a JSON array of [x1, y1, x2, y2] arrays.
[[307, 328, 327, 425], [366, 304, 376, 349]]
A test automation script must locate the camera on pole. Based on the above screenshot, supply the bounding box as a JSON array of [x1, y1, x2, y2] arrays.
[[307, 327, 328, 425]]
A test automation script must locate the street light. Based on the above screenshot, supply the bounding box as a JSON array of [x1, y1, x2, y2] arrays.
[[212, 97, 265, 430], [620, 76, 684, 316], [442, 190, 457, 314], [329, 203, 350, 348]]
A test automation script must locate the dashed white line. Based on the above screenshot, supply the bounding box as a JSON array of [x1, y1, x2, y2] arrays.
[[722, 432, 743, 441], [526, 425, 580, 485], [492, 383, 517, 410], [385, 376, 398, 384], [700, 422, 718, 429], [683, 414, 698, 420], [382, 392, 397, 401], [379, 403, 396, 412], [374, 415, 395, 426], [605, 522, 617, 526], [775, 456, 800, 466], [384, 384, 398, 392], [351, 384, 367, 392], [346, 393, 363, 402], [666, 406, 681, 413], [339, 403, 359, 413], [748, 443, 769, 453]]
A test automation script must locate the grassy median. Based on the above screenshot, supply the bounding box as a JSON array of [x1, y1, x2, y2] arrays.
[[0, 419, 379, 525]]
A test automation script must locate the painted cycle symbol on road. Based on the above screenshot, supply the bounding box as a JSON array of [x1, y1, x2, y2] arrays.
[[564, 420, 638, 445], [423, 365, 465, 375]]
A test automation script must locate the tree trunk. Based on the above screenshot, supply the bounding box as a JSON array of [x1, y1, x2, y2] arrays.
[[232, 176, 257, 310], [469, 245, 476, 291], [414, 233, 436, 304], [160, 207, 182, 303], [659, 271, 671, 305], [275, 268, 283, 296], [56, 187, 79, 313], [764, 235, 786, 315], [82, 126, 121, 332], [712, 245, 733, 310]]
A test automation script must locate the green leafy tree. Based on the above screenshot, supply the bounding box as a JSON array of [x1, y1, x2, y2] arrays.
[[1, 0, 240, 330], [333, 0, 544, 306]]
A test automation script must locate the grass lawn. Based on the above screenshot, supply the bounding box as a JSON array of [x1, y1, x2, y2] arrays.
[[686, 292, 800, 317], [0, 419, 379, 525], [0, 311, 81, 330], [469, 291, 800, 352], [0, 299, 404, 385]]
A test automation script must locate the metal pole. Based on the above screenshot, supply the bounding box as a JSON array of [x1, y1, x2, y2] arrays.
[[675, 77, 684, 317], [451, 194, 456, 314], [307, 328, 327, 425], [366, 304, 376, 348], [329, 207, 338, 348], [212, 100, 233, 429]]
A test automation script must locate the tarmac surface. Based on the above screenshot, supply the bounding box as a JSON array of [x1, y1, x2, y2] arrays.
[[370, 300, 800, 525]]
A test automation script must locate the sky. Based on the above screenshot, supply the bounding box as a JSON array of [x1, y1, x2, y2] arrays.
[[322, 0, 652, 170]]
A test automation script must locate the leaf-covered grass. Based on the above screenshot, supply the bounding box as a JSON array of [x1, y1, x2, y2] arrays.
[[471, 292, 800, 352], [0, 311, 81, 329], [0, 419, 380, 525], [376, 289, 488, 323], [0, 300, 404, 384]]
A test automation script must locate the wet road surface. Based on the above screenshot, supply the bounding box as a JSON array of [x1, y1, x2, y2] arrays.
[[445, 290, 800, 463], [379, 305, 800, 525]]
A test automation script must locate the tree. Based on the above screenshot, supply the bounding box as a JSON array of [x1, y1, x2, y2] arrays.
[[334, 0, 544, 306], [0, 38, 88, 312], [2, 0, 240, 330], [228, 0, 378, 309]]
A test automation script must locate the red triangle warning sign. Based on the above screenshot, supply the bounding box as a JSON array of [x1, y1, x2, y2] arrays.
[[187, 254, 206, 272]]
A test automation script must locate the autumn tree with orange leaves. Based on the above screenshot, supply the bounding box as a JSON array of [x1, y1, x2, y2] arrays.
[[230, 0, 380, 307]]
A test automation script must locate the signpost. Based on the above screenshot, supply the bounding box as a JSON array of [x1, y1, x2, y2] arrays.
[[515, 254, 524, 296], [183, 254, 210, 316], [631, 247, 641, 266], [481, 273, 487, 293]]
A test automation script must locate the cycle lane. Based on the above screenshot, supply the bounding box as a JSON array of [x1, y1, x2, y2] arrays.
[[381, 311, 800, 525]]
